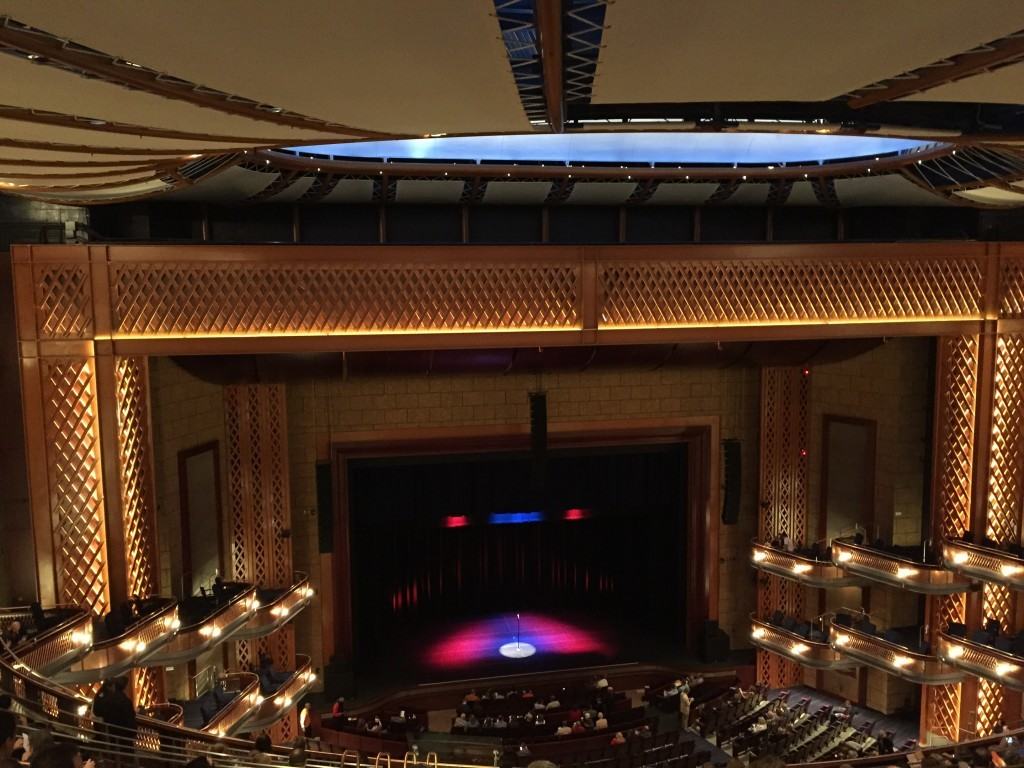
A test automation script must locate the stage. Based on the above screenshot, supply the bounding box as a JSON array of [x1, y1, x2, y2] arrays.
[[348, 609, 724, 695]]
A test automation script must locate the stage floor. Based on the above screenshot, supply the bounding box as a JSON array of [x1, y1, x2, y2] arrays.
[[353, 610, 705, 693]]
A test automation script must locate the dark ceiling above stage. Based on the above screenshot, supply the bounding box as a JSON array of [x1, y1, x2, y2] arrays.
[[170, 339, 886, 384]]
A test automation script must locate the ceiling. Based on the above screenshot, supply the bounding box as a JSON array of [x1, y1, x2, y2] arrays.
[[1, 1, 1024, 207]]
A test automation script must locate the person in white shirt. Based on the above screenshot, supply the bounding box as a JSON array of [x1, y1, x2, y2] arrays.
[[546, 697, 561, 710], [595, 676, 609, 689], [595, 712, 608, 730], [555, 722, 572, 737]]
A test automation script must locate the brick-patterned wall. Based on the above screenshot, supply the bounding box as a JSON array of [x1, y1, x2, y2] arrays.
[[149, 358, 228, 599], [807, 338, 932, 546], [802, 338, 932, 712], [286, 366, 762, 676]]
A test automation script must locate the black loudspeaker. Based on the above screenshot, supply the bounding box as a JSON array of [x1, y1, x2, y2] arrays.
[[529, 392, 547, 506], [700, 619, 731, 663], [529, 391, 547, 454], [722, 439, 741, 525], [316, 462, 333, 554]]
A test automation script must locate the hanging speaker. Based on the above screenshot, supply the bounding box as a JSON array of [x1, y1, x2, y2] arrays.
[[722, 439, 741, 525], [529, 391, 547, 507]]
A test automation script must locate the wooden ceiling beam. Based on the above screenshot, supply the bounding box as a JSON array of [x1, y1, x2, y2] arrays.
[[535, 0, 564, 132], [848, 31, 1024, 108], [0, 18, 395, 139]]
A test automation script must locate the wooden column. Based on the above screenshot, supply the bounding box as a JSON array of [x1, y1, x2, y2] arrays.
[[757, 367, 810, 687], [225, 384, 297, 741], [922, 335, 980, 743]]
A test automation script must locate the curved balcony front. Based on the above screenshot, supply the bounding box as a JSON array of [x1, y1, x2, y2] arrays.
[[938, 630, 1024, 690], [828, 613, 963, 684], [942, 538, 1024, 590], [138, 585, 257, 667], [241, 654, 315, 732], [751, 540, 860, 588], [233, 573, 313, 641], [750, 614, 855, 669], [1, 605, 95, 676], [53, 598, 179, 684], [831, 538, 972, 594], [201, 672, 261, 737]]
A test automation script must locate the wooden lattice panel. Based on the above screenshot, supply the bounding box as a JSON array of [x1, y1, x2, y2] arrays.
[[600, 257, 984, 327], [225, 384, 297, 729], [978, 677, 1004, 737], [110, 262, 579, 336], [114, 357, 159, 597], [1000, 258, 1024, 319], [936, 336, 979, 540], [33, 265, 93, 339], [757, 367, 809, 687], [42, 358, 109, 615], [987, 335, 1024, 545]]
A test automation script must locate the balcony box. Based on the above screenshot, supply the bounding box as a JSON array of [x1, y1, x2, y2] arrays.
[[750, 614, 856, 670], [751, 540, 861, 588], [942, 538, 1024, 590], [829, 614, 962, 684], [831, 538, 972, 594]]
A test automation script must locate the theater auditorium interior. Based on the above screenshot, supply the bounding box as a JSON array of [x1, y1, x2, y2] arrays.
[[10, 3, 1024, 768]]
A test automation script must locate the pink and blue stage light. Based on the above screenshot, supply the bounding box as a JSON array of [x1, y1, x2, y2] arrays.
[[425, 612, 613, 670]]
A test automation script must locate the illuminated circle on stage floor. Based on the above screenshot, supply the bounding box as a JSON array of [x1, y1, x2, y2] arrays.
[[499, 641, 537, 659], [425, 613, 612, 670]]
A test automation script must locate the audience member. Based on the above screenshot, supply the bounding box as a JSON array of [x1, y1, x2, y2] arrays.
[[610, 731, 626, 746], [331, 697, 345, 718], [0, 712, 17, 768]]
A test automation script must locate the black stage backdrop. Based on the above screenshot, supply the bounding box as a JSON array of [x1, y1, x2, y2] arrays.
[[348, 443, 687, 664]]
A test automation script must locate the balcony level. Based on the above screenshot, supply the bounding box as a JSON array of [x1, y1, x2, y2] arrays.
[[233, 573, 314, 641], [938, 626, 1024, 690], [832, 537, 973, 594], [829, 612, 963, 684], [241, 654, 316, 732], [139, 584, 257, 667], [751, 540, 861, 588], [1, 604, 94, 677], [53, 598, 179, 684], [750, 613, 856, 670], [170, 670, 261, 737], [942, 537, 1024, 590]]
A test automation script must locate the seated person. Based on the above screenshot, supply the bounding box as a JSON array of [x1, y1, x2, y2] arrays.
[[595, 675, 609, 689], [464, 689, 480, 704], [366, 717, 384, 733], [595, 712, 608, 730], [452, 713, 468, 730], [555, 722, 572, 737], [572, 721, 586, 735], [610, 731, 626, 746], [257, 654, 291, 694], [545, 696, 561, 710]]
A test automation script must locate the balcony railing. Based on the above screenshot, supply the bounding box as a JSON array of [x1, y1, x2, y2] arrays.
[[937, 631, 1024, 690], [831, 538, 972, 594], [941, 538, 1024, 590], [749, 615, 855, 670], [242, 654, 316, 732], [138, 586, 257, 667], [201, 671, 261, 737], [234, 573, 314, 641], [0, 605, 95, 677], [751, 540, 861, 587], [53, 599, 179, 684], [828, 614, 963, 684]]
